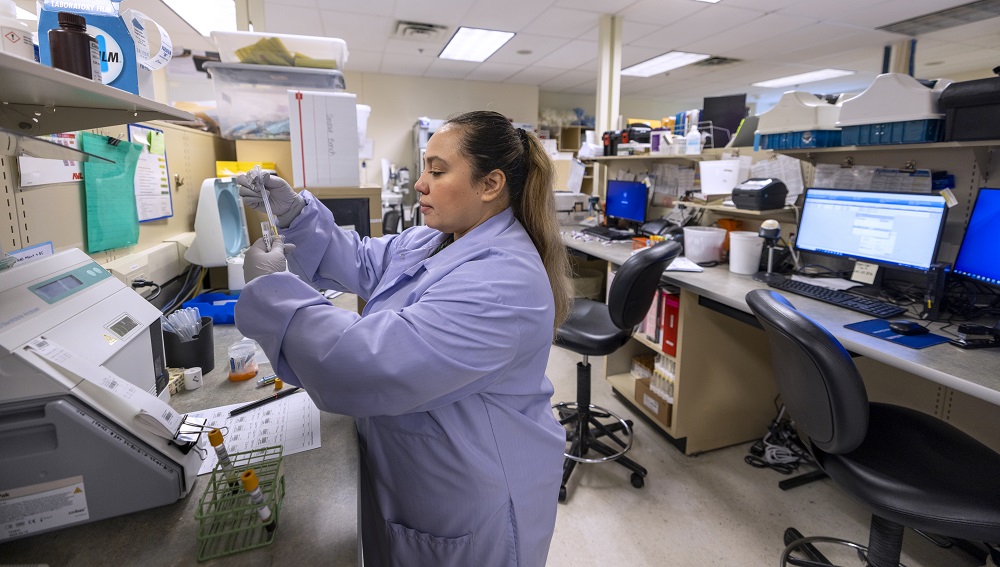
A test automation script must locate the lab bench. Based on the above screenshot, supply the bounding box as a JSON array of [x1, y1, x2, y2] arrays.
[[0, 322, 359, 566]]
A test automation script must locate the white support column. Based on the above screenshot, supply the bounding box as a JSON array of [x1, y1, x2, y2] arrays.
[[595, 15, 623, 135], [886, 39, 916, 75]]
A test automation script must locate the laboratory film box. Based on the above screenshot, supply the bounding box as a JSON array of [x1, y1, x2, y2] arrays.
[[288, 90, 360, 189]]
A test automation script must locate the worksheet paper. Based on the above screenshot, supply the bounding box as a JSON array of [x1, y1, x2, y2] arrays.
[[750, 154, 805, 204], [127, 124, 174, 222], [187, 392, 322, 475]]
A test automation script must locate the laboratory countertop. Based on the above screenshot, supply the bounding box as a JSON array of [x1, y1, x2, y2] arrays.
[[560, 227, 1000, 406], [0, 304, 360, 566]]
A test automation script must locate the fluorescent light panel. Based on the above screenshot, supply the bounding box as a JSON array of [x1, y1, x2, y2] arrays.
[[621, 51, 712, 77], [439, 27, 514, 62], [163, 0, 237, 36], [752, 68, 855, 88], [694, 0, 723, 3], [879, 0, 1000, 35]]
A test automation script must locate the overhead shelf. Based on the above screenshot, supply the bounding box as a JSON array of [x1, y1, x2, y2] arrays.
[[0, 53, 195, 136], [586, 154, 703, 162]]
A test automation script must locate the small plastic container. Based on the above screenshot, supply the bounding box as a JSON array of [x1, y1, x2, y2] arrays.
[[211, 31, 348, 70], [228, 338, 259, 382], [683, 227, 726, 264], [204, 62, 346, 140]]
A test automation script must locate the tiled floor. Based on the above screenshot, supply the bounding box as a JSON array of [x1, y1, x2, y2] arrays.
[[542, 344, 986, 567]]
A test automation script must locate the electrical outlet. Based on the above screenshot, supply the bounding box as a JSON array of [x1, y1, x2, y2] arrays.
[[105, 256, 149, 287]]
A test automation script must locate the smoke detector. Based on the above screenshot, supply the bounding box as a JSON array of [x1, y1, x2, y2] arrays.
[[393, 21, 448, 41]]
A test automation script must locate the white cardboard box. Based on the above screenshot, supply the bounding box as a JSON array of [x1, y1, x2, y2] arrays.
[[289, 90, 360, 189]]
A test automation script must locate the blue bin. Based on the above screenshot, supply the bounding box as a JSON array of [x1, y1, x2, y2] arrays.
[[760, 129, 841, 150], [840, 119, 943, 146], [182, 291, 241, 325]]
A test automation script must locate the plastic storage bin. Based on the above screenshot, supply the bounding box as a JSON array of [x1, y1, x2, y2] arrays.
[[756, 91, 842, 150], [837, 73, 950, 146], [939, 75, 1000, 142], [204, 62, 346, 140], [182, 291, 241, 325], [212, 31, 348, 70]]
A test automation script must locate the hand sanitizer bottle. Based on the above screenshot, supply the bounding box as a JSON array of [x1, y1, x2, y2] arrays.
[[685, 124, 702, 155]]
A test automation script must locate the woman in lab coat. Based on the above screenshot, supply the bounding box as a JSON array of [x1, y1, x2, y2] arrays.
[[234, 110, 573, 566]]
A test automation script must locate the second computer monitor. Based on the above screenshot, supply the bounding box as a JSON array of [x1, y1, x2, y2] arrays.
[[795, 188, 948, 272], [605, 180, 648, 224], [953, 187, 1000, 287]]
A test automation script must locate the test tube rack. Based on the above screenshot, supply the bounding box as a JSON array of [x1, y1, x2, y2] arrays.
[[194, 445, 285, 561]]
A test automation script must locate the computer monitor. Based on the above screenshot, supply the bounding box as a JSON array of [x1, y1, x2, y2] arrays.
[[605, 180, 648, 225], [953, 188, 1000, 287], [795, 188, 948, 273], [700, 94, 747, 148]]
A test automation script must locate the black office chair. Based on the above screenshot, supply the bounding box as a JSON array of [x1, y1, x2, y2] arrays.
[[745, 289, 1000, 567], [382, 208, 401, 235], [553, 241, 682, 503]]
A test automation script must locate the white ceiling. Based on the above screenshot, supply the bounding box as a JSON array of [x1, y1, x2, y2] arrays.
[[31, 0, 1000, 109]]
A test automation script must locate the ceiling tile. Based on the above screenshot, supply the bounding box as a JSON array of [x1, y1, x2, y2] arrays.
[[465, 62, 528, 82], [424, 59, 480, 80], [631, 5, 769, 51], [343, 49, 383, 73], [264, 5, 325, 36], [379, 52, 434, 76], [684, 13, 817, 55], [393, 0, 474, 28], [619, 0, 708, 27], [540, 69, 595, 91], [555, 0, 635, 13], [319, 11, 393, 51], [533, 40, 598, 70], [522, 7, 601, 38], [507, 66, 565, 85], [306, 0, 394, 17], [462, 0, 558, 31], [488, 34, 572, 66]]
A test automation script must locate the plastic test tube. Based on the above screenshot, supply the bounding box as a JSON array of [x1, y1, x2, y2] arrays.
[[240, 469, 277, 533], [207, 428, 240, 492], [255, 374, 279, 388], [253, 165, 279, 252]]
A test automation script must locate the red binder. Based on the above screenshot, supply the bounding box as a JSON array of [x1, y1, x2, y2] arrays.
[[660, 291, 680, 357]]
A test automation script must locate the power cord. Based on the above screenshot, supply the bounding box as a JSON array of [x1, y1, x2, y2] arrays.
[[745, 403, 815, 475], [131, 279, 161, 301]]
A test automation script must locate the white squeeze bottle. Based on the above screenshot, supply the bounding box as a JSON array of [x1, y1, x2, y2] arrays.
[[0, 0, 34, 61], [684, 124, 701, 155]]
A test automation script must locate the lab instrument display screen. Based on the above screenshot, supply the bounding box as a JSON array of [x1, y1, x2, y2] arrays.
[[605, 180, 648, 224], [953, 188, 1000, 287], [34, 275, 84, 301], [795, 188, 948, 272]]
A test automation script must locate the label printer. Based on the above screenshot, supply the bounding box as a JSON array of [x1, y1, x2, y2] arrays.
[[732, 178, 788, 211], [0, 249, 204, 542]]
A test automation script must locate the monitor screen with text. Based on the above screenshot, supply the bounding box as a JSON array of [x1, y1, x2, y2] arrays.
[[795, 188, 948, 272]]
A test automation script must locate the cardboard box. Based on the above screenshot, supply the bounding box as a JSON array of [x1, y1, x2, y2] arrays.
[[288, 90, 360, 189], [635, 378, 671, 428]]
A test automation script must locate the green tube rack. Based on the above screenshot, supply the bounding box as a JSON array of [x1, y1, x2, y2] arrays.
[[195, 445, 285, 561]]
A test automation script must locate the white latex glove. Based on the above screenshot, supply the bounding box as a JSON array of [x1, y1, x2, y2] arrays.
[[242, 236, 296, 283], [236, 171, 305, 229]]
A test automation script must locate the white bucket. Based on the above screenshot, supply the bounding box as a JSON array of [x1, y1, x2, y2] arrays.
[[728, 231, 764, 274], [683, 226, 726, 264]]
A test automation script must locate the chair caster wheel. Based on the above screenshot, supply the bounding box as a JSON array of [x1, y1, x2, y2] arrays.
[[558, 486, 567, 502], [630, 472, 644, 489]]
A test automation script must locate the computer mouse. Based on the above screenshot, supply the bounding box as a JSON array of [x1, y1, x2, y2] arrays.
[[888, 320, 929, 336]]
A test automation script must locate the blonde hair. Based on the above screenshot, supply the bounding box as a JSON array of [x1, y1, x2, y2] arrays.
[[446, 111, 573, 329]]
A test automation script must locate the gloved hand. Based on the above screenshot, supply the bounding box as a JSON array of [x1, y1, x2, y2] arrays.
[[236, 171, 305, 229], [242, 236, 297, 283]]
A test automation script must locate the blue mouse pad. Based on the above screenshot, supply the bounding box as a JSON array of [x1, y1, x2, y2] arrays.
[[844, 319, 950, 349]]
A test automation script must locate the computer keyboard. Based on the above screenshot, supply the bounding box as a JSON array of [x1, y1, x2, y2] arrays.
[[582, 226, 633, 241], [768, 277, 906, 319]]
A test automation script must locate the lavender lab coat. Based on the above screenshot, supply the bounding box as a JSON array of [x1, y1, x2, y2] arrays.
[[235, 192, 565, 566]]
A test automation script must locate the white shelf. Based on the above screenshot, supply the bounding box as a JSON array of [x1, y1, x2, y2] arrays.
[[0, 53, 194, 136], [586, 154, 703, 162]]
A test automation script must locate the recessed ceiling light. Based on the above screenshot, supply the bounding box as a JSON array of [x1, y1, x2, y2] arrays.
[[621, 51, 712, 77], [694, 0, 723, 3], [752, 69, 855, 88], [163, 0, 237, 36], [439, 27, 515, 62]]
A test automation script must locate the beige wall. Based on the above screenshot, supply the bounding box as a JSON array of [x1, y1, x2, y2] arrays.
[[342, 71, 539, 186]]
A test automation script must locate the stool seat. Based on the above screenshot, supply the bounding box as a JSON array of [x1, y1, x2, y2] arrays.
[[555, 299, 632, 356]]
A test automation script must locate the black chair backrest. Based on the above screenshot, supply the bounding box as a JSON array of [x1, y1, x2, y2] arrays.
[[745, 289, 869, 455], [383, 209, 401, 235], [607, 241, 682, 331]]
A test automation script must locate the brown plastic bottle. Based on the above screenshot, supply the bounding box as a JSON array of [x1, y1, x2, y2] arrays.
[[48, 11, 101, 82]]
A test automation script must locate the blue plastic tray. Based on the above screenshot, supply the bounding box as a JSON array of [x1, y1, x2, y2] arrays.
[[182, 291, 241, 325], [759, 130, 841, 150], [840, 119, 943, 146]]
